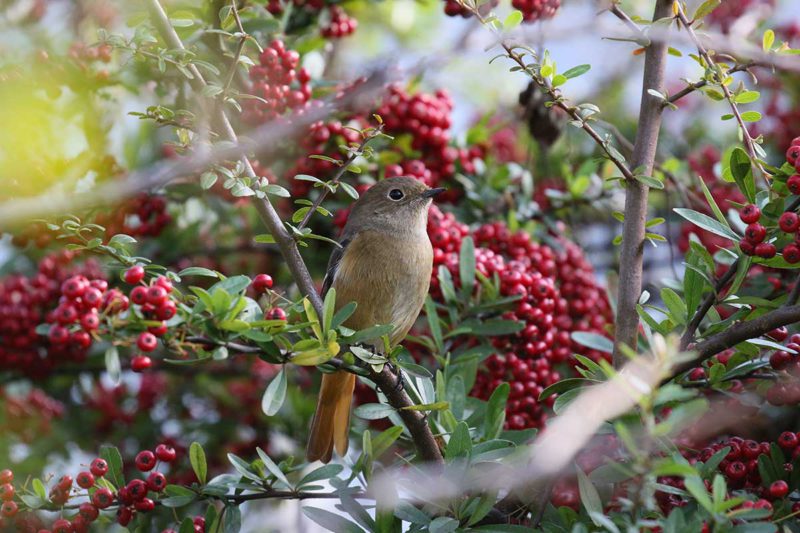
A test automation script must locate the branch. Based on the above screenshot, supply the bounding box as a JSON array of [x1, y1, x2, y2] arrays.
[[147, 0, 444, 466], [220, 0, 248, 97], [679, 258, 739, 350], [674, 5, 766, 182], [296, 124, 384, 232], [668, 304, 800, 380], [611, 0, 673, 365], [666, 62, 757, 105]]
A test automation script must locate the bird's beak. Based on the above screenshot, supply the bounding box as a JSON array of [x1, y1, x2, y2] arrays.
[[422, 187, 446, 199]]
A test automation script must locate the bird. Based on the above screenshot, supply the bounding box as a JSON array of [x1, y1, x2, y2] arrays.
[[306, 176, 445, 463]]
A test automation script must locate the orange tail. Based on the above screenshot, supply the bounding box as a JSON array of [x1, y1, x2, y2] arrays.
[[306, 371, 356, 463]]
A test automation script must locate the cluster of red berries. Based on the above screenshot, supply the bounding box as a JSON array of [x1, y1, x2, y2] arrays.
[[3, 388, 64, 442], [321, 7, 358, 38], [512, 0, 560, 22], [678, 146, 745, 254], [242, 40, 311, 125], [0, 444, 177, 531], [375, 86, 478, 195], [0, 252, 106, 376], [123, 265, 179, 372], [95, 194, 171, 239], [67, 42, 112, 64], [658, 432, 799, 514], [425, 206, 613, 429]]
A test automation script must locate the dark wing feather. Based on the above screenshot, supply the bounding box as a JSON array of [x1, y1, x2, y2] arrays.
[[321, 238, 350, 297]]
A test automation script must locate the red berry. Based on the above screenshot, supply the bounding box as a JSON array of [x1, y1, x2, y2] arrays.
[[755, 242, 777, 258], [135, 450, 156, 472], [76, 471, 94, 489], [48, 325, 70, 345], [89, 458, 108, 477], [266, 307, 287, 321], [155, 443, 177, 462], [130, 286, 148, 305], [78, 502, 99, 521], [779, 431, 799, 450], [725, 461, 747, 480], [61, 276, 87, 298], [1, 501, 17, 518], [155, 300, 177, 320], [145, 286, 168, 306], [124, 265, 145, 284], [769, 326, 789, 341], [136, 332, 158, 352], [154, 276, 173, 293], [134, 497, 155, 512], [740, 239, 755, 256], [131, 355, 152, 372], [780, 212, 800, 233], [784, 244, 800, 264], [148, 322, 168, 336], [745, 223, 767, 243], [56, 475, 73, 490], [788, 175, 800, 195], [0, 470, 12, 484], [788, 145, 800, 166], [126, 479, 147, 501], [253, 274, 274, 293], [146, 471, 166, 492], [688, 367, 706, 380], [117, 506, 133, 526], [80, 312, 100, 331], [769, 480, 789, 499], [740, 204, 761, 224], [52, 519, 71, 533], [92, 488, 113, 508], [0, 484, 14, 501]]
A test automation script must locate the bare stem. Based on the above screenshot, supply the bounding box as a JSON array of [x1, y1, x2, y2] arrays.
[[612, 0, 673, 365]]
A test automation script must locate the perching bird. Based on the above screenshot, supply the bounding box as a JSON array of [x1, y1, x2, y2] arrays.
[[306, 176, 445, 463]]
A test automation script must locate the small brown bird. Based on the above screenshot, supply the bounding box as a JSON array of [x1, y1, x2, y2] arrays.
[[306, 176, 444, 463]]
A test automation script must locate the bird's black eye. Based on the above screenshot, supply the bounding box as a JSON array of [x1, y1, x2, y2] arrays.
[[388, 189, 404, 201]]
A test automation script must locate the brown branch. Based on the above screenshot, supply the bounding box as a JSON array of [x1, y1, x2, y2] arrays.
[[146, 0, 444, 466], [666, 62, 757, 105], [668, 304, 800, 381], [611, 0, 673, 366]]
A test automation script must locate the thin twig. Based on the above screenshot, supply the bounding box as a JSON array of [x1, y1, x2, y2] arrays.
[[295, 124, 384, 232], [680, 258, 739, 350], [666, 62, 756, 105], [674, 5, 767, 182], [221, 0, 248, 96]]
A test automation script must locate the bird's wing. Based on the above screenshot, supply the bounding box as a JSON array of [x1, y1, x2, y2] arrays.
[[321, 237, 350, 297]]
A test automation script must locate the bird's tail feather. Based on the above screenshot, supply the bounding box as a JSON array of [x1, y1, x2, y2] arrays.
[[306, 371, 355, 463]]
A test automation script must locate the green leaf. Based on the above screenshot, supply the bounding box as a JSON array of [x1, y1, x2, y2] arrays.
[[227, 453, 261, 482], [256, 447, 290, 487], [371, 426, 404, 458], [331, 301, 357, 329], [470, 319, 524, 336], [179, 266, 220, 278], [576, 467, 603, 525], [354, 403, 395, 420], [539, 378, 587, 400], [740, 111, 762, 122], [429, 516, 459, 533], [484, 383, 510, 440], [261, 368, 287, 416], [104, 346, 121, 385], [224, 505, 241, 533], [692, 0, 720, 19], [563, 64, 591, 79], [190, 442, 208, 484], [459, 236, 476, 299], [674, 208, 740, 242], [425, 297, 443, 351], [253, 233, 276, 244], [100, 445, 124, 488], [763, 29, 775, 51], [661, 288, 687, 325], [503, 10, 523, 29], [298, 464, 343, 488], [727, 147, 756, 202], [263, 184, 290, 197], [322, 288, 336, 334], [634, 174, 664, 189], [734, 90, 760, 104], [571, 331, 613, 353], [684, 476, 713, 513], [303, 507, 365, 533], [445, 421, 472, 460]]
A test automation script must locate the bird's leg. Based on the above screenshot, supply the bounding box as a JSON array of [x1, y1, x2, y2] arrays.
[[385, 360, 405, 393]]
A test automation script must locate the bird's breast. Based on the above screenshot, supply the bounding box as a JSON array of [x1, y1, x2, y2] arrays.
[[332, 230, 433, 346]]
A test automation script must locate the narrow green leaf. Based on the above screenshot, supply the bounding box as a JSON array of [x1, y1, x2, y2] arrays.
[[190, 442, 208, 484], [261, 368, 287, 416]]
